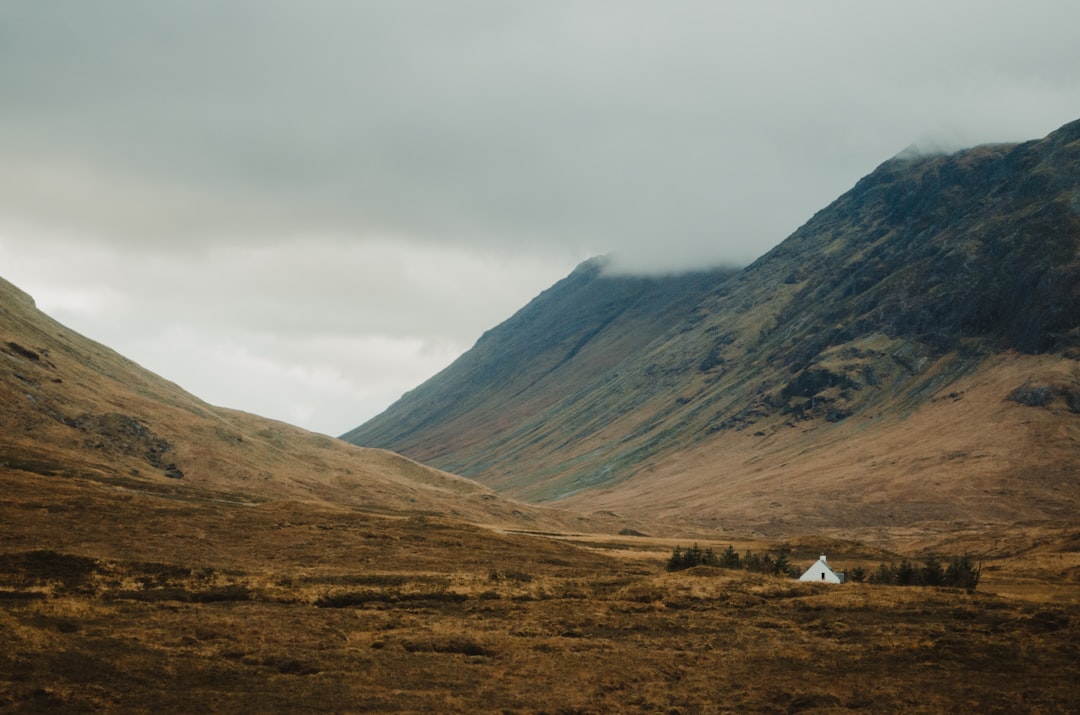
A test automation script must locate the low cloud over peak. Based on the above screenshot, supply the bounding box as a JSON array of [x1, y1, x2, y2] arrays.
[[2, 2, 1078, 432]]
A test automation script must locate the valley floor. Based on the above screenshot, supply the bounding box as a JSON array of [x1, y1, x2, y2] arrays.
[[2, 470, 1079, 714]]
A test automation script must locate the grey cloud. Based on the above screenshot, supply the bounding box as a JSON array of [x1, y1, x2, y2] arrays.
[[0, 233, 571, 434], [2, 233, 569, 343], [4, 1, 1078, 269]]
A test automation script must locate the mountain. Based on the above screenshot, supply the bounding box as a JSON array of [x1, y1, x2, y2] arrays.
[[344, 118, 1080, 534], [343, 262, 736, 480], [0, 274, 605, 531]]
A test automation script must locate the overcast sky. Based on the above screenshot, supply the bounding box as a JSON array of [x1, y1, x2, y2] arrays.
[[2, 2, 1078, 436]]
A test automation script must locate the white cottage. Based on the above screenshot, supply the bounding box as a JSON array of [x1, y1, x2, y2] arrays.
[[799, 554, 844, 583]]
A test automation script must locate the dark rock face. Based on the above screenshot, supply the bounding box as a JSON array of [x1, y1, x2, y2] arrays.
[[1007, 382, 1080, 413], [6, 342, 41, 362], [74, 413, 179, 476], [1008, 383, 1056, 407], [753, 124, 1080, 357], [343, 119, 1080, 499]]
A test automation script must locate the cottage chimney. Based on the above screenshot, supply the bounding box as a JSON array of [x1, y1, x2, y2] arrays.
[[820, 554, 827, 563]]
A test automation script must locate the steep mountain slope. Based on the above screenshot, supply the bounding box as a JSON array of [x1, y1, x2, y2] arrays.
[[343, 263, 735, 471], [0, 275, 597, 530], [345, 119, 1080, 532]]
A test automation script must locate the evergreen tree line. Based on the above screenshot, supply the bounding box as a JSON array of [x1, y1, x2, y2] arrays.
[[667, 546, 982, 591], [857, 555, 982, 591], [666, 544, 801, 578]]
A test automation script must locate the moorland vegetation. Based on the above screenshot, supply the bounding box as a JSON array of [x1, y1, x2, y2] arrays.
[[2, 473, 1078, 714]]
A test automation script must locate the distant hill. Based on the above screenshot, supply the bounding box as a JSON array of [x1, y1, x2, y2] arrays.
[[343, 118, 1080, 534], [0, 275, 595, 531]]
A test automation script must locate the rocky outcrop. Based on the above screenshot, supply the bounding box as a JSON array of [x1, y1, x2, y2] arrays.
[[73, 412, 182, 477]]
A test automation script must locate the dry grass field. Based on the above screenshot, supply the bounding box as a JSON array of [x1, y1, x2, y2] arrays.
[[3, 467, 1079, 714]]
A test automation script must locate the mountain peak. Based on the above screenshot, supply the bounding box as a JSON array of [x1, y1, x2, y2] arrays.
[[1045, 116, 1080, 144], [344, 120, 1080, 530]]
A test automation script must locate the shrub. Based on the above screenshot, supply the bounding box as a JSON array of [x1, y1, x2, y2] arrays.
[[0, 550, 99, 589]]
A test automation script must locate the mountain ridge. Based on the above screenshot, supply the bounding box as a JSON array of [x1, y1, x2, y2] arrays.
[[342, 260, 738, 466], [344, 119, 1080, 532]]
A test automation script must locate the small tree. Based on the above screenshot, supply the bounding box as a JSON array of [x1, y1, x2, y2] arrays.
[[945, 555, 982, 591], [848, 566, 867, 583], [896, 560, 917, 586], [773, 548, 792, 577], [720, 545, 741, 570], [743, 551, 761, 573], [921, 556, 945, 587], [759, 553, 776, 575], [870, 562, 895, 585], [667, 546, 686, 572], [685, 543, 705, 568]]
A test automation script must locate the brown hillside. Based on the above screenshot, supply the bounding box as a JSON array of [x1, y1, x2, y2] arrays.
[[566, 351, 1080, 535], [0, 275, 612, 532]]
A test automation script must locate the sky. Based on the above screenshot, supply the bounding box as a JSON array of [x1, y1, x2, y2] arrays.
[[1, 2, 1078, 436]]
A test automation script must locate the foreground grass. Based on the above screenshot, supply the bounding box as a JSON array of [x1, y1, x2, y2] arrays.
[[1, 472, 1078, 713], [4, 558, 1079, 713]]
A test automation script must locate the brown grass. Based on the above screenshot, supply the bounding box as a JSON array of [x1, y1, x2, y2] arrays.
[[2, 470, 1079, 714]]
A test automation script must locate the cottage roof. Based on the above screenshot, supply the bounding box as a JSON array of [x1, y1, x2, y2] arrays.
[[799, 554, 843, 583]]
